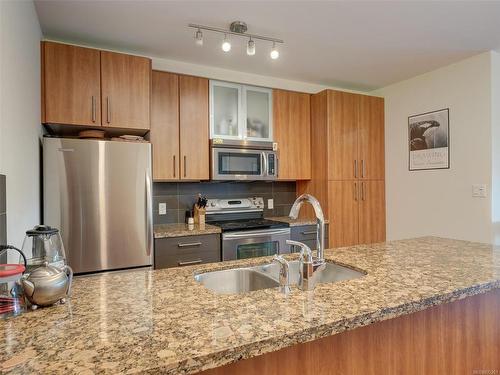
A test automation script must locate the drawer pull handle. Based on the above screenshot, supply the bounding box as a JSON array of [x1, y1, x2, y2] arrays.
[[301, 231, 317, 235], [178, 259, 203, 266], [177, 242, 202, 247]]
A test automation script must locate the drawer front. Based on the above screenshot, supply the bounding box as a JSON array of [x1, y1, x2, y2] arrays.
[[290, 225, 329, 252], [154, 234, 221, 269]]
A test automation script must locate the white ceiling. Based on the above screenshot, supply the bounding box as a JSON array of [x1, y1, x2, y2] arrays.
[[34, 1, 500, 91]]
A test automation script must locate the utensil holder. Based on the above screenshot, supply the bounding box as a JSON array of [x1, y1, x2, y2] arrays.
[[193, 206, 206, 225]]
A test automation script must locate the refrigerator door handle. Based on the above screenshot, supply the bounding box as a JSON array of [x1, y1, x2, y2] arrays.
[[145, 172, 153, 257]]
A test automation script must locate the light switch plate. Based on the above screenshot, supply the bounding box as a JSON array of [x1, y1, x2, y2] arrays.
[[159, 202, 167, 215], [472, 184, 487, 198], [267, 199, 274, 210]]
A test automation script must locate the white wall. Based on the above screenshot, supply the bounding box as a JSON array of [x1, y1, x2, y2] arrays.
[[491, 51, 500, 244], [375, 52, 493, 243], [0, 1, 42, 247]]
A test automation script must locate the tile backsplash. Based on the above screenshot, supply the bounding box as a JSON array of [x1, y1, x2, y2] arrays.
[[153, 181, 297, 224]]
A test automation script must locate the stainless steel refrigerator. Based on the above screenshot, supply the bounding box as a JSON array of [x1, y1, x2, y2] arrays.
[[43, 137, 153, 274]]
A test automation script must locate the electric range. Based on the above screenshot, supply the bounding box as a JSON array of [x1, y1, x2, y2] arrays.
[[205, 197, 290, 261]]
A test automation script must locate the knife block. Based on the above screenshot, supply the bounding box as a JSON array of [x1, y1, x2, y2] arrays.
[[193, 206, 206, 225]]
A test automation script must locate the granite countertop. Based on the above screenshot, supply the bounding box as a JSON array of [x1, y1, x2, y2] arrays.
[[2, 237, 499, 374], [266, 216, 330, 226], [154, 223, 222, 239]]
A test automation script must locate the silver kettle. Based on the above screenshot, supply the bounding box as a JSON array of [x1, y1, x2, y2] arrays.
[[21, 262, 73, 309]]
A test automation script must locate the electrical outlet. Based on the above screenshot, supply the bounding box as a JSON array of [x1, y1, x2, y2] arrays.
[[159, 202, 167, 215], [472, 184, 487, 198], [267, 199, 274, 210]]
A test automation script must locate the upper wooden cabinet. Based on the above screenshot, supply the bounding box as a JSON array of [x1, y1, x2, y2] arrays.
[[327, 91, 384, 181], [41, 41, 151, 131], [101, 51, 151, 129], [180, 75, 209, 180], [151, 71, 179, 180], [150, 71, 209, 181], [42, 42, 101, 126], [273, 89, 311, 180], [328, 91, 359, 180], [358, 95, 385, 180]]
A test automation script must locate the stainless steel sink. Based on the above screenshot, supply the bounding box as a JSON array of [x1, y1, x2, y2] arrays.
[[255, 261, 365, 285], [195, 261, 364, 295], [194, 268, 279, 294]]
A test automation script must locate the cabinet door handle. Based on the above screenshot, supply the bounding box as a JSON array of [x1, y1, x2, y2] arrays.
[[361, 160, 365, 178], [362, 182, 366, 201], [354, 182, 358, 201], [301, 231, 317, 235], [354, 160, 358, 178], [106, 97, 111, 124], [178, 259, 202, 266], [91, 96, 96, 123], [177, 242, 202, 247], [183, 156, 187, 178], [173, 155, 176, 178]]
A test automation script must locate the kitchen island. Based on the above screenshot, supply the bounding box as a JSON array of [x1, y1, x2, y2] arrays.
[[1, 237, 499, 374]]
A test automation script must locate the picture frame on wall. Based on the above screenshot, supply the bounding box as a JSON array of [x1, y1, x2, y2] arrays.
[[408, 108, 450, 171]]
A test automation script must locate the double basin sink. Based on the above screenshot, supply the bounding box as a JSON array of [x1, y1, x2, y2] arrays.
[[194, 260, 364, 294]]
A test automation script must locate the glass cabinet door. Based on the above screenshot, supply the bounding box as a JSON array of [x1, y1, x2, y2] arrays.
[[244, 86, 272, 141], [210, 81, 242, 139]]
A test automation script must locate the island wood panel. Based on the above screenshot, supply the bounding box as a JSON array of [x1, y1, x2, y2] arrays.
[[151, 71, 179, 180], [199, 289, 500, 375], [328, 90, 359, 181], [273, 89, 311, 180], [328, 180, 359, 247], [100, 51, 151, 130], [297, 91, 329, 219], [358, 180, 386, 244], [179, 75, 209, 180], [42, 41, 101, 126], [358, 95, 385, 180]]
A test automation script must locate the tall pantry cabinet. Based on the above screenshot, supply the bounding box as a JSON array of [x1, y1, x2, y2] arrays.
[[297, 90, 385, 247]]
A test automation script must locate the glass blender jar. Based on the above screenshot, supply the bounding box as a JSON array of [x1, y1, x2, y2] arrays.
[[0, 245, 27, 318], [21, 225, 67, 273]]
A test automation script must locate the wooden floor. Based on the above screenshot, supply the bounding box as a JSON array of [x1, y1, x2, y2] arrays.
[[200, 289, 500, 375]]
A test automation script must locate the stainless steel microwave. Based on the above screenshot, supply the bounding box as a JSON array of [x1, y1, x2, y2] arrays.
[[210, 140, 278, 181]]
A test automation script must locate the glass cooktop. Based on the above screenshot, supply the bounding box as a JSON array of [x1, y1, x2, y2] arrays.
[[208, 218, 289, 232]]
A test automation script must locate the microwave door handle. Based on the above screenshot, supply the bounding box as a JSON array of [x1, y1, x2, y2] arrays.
[[261, 152, 267, 177]]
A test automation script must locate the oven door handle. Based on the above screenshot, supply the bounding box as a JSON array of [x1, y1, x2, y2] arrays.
[[223, 228, 290, 239]]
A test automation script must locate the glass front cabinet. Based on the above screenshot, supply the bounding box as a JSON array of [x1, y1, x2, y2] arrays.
[[210, 80, 273, 141]]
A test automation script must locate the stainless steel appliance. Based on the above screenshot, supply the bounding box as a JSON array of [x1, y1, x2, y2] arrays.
[[43, 137, 153, 274], [206, 197, 290, 260], [210, 140, 278, 181]]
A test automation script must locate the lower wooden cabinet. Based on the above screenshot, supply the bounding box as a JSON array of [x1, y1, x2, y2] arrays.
[[328, 180, 385, 247], [154, 234, 220, 269], [358, 180, 386, 244]]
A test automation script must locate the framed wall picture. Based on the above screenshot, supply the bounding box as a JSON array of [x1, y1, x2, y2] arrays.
[[408, 108, 450, 171]]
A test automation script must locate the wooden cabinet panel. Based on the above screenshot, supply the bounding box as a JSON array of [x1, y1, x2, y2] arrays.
[[179, 75, 209, 180], [358, 180, 386, 244], [100, 51, 151, 129], [328, 181, 359, 247], [151, 71, 179, 180], [328, 91, 358, 180], [273, 90, 311, 180], [358, 95, 385, 180], [42, 42, 101, 126]]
